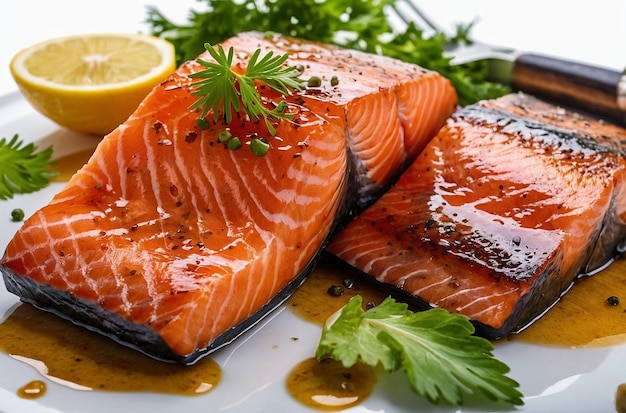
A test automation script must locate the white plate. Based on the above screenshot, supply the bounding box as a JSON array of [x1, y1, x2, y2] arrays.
[[1, 91, 625, 413]]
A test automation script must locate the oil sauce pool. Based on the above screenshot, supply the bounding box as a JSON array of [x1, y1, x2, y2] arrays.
[[1, 254, 626, 407], [0, 259, 384, 406], [510, 256, 626, 347], [0, 303, 221, 396], [48, 129, 626, 350], [290, 257, 626, 349]]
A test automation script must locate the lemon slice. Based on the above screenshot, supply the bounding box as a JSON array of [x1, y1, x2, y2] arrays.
[[10, 33, 176, 135]]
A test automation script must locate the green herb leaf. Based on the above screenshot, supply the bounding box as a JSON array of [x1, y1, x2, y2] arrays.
[[189, 44, 304, 136], [316, 295, 524, 406], [0, 134, 58, 200], [378, 23, 510, 106], [146, 0, 510, 106]]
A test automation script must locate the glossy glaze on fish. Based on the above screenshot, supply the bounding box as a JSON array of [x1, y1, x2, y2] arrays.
[[0, 32, 457, 363], [327, 92, 626, 338]]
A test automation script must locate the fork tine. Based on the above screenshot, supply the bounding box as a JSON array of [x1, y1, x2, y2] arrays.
[[388, 1, 446, 36], [400, 1, 446, 34]]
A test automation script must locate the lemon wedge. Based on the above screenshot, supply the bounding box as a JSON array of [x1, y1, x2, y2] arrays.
[[10, 33, 176, 135]]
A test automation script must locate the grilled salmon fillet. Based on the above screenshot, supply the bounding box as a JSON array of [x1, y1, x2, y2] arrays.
[[327, 92, 626, 338], [0, 32, 457, 363]]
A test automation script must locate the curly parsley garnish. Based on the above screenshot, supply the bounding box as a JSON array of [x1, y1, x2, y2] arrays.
[[0, 134, 57, 200], [316, 295, 524, 406], [189, 44, 304, 136]]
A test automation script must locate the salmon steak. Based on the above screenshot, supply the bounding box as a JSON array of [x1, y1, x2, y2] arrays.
[[0, 31, 457, 363], [327, 92, 626, 339]]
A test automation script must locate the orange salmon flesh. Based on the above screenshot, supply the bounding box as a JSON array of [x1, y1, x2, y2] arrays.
[[1, 32, 457, 363], [327, 92, 626, 337]]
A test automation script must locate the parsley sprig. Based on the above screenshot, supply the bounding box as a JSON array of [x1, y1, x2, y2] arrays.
[[190, 44, 304, 135], [316, 295, 524, 406], [0, 134, 57, 200], [146, 0, 510, 106]]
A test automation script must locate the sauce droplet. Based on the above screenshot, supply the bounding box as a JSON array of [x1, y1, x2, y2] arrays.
[[17, 380, 46, 399], [286, 358, 376, 411], [616, 383, 626, 413]]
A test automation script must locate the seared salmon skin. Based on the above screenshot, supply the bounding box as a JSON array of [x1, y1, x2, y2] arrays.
[[327, 92, 626, 338], [0, 32, 457, 363]]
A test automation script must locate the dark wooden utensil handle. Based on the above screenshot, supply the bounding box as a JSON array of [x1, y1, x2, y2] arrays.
[[512, 53, 625, 125]]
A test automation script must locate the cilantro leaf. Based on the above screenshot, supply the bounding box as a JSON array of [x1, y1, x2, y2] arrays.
[[0, 135, 58, 200], [316, 295, 524, 406]]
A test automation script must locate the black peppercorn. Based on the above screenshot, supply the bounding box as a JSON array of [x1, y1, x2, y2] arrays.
[[327, 285, 344, 296]]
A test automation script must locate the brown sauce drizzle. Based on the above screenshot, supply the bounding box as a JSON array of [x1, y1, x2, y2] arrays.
[[287, 259, 389, 325], [283, 261, 384, 409], [290, 257, 626, 348], [0, 303, 220, 396], [511, 256, 626, 347], [6, 148, 626, 407], [4, 255, 626, 405]]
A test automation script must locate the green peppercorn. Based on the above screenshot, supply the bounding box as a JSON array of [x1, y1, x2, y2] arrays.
[[330, 75, 339, 86], [343, 278, 355, 289], [607, 296, 620, 306], [218, 129, 233, 143], [250, 138, 270, 157], [196, 117, 210, 130], [307, 76, 322, 88], [11, 208, 25, 222], [227, 137, 242, 150]]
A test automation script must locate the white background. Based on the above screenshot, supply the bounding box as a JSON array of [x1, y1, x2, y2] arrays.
[[0, 1, 625, 413], [0, 0, 624, 96]]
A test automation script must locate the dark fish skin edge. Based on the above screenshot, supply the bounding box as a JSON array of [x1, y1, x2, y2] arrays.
[[321, 250, 571, 340], [0, 137, 392, 364], [0, 169, 351, 365], [0, 258, 314, 365], [328, 93, 626, 340]]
